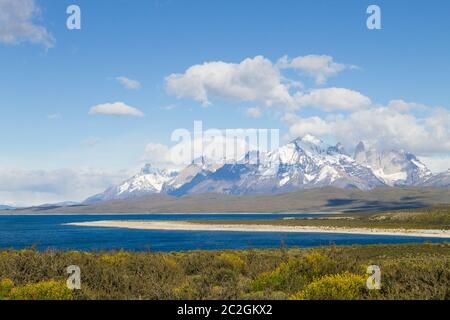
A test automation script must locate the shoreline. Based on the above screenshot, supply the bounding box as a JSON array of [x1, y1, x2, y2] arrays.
[[65, 220, 450, 238], [0, 211, 341, 216]]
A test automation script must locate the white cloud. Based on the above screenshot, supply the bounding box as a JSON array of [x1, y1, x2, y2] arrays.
[[165, 55, 366, 112], [245, 107, 262, 118], [285, 115, 333, 138], [418, 156, 450, 174], [165, 55, 297, 109], [142, 143, 172, 167], [296, 87, 371, 111], [143, 133, 262, 169], [0, 0, 54, 48], [165, 55, 449, 159], [115, 76, 141, 90], [277, 54, 355, 85], [89, 102, 144, 117], [387, 99, 427, 112], [0, 167, 128, 206], [284, 102, 450, 156], [425, 107, 450, 128]]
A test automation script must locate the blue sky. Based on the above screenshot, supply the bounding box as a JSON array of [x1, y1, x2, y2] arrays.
[[1, 0, 449, 205]]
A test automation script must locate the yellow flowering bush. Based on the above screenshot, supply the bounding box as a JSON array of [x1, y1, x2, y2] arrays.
[[217, 253, 246, 271], [290, 273, 366, 300], [251, 253, 336, 293], [0, 279, 14, 300], [99, 251, 132, 264], [9, 280, 73, 300]]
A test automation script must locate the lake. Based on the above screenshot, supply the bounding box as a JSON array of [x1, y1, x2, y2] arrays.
[[0, 213, 447, 251]]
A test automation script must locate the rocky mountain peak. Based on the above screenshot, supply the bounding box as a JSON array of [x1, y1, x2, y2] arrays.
[[84, 136, 443, 203]]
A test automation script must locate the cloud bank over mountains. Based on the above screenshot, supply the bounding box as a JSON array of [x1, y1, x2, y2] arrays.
[[164, 55, 450, 157], [0, 167, 129, 206]]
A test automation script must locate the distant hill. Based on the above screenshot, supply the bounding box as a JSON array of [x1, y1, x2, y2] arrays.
[[8, 187, 450, 214]]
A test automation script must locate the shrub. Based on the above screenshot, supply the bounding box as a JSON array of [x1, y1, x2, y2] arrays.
[[251, 253, 336, 293], [290, 273, 366, 300], [217, 253, 246, 271], [0, 243, 448, 300], [0, 279, 14, 300], [9, 280, 73, 300], [99, 251, 132, 264]]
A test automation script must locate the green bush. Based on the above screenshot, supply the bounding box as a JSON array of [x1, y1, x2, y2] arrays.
[[290, 273, 366, 300]]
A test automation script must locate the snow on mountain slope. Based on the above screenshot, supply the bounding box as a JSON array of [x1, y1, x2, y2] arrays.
[[84, 135, 444, 203], [353, 141, 433, 186], [171, 135, 385, 195], [84, 164, 177, 203], [421, 169, 450, 188], [163, 156, 222, 192]]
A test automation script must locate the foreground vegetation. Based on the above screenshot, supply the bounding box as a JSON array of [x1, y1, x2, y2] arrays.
[[193, 205, 450, 230], [0, 243, 449, 300]]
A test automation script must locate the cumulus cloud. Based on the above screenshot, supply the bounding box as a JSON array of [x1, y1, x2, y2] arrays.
[[166, 55, 450, 159], [0, 0, 54, 48], [387, 99, 427, 112], [142, 143, 172, 167], [89, 102, 144, 117], [277, 54, 355, 85], [115, 76, 141, 90], [285, 101, 450, 156], [418, 156, 450, 173], [245, 107, 262, 118], [143, 132, 265, 169], [285, 115, 333, 138], [165, 55, 297, 109], [165, 55, 367, 112], [0, 167, 128, 206], [165, 55, 449, 159], [296, 87, 372, 111]]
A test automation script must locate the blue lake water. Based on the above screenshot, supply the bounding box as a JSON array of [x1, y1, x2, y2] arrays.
[[0, 214, 447, 252]]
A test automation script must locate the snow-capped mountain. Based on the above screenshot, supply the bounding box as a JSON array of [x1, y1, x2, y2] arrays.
[[85, 135, 447, 203], [421, 169, 450, 188], [169, 135, 384, 195], [353, 142, 433, 186], [85, 158, 221, 203], [162, 156, 222, 195], [85, 164, 177, 203]]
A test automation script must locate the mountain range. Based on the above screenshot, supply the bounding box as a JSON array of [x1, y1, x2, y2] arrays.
[[85, 135, 450, 203]]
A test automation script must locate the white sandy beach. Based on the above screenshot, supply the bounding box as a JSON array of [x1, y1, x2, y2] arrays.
[[65, 220, 450, 238]]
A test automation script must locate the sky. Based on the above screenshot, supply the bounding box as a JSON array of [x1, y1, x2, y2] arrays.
[[0, 0, 449, 206]]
